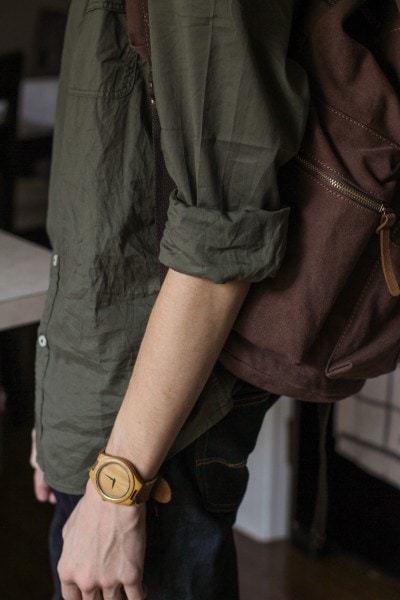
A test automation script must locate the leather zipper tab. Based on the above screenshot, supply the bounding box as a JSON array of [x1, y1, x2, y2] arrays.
[[376, 213, 400, 297]]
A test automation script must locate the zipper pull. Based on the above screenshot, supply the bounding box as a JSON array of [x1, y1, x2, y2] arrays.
[[376, 212, 400, 297]]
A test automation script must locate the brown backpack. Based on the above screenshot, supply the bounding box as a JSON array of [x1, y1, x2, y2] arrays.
[[128, 0, 400, 403], [220, 0, 400, 402]]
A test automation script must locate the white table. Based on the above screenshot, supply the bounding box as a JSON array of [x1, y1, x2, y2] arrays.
[[18, 76, 58, 138], [0, 231, 51, 331]]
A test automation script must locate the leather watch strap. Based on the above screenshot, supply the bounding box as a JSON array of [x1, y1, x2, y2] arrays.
[[135, 474, 172, 504]]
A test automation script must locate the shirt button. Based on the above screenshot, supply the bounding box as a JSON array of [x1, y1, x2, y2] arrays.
[[38, 335, 47, 348], [52, 254, 59, 267]]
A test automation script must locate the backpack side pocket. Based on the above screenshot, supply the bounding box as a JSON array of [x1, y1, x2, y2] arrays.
[[326, 227, 400, 380]]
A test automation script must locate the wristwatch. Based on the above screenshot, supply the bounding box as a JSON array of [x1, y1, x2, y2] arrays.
[[89, 449, 171, 506]]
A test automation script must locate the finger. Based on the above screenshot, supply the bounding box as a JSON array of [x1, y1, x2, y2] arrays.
[[30, 431, 57, 504], [33, 468, 54, 503], [48, 490, 57, 504], [123, 584, 147, 600], [29, 428, 37, 468], [62, 583, 103, 600], [81, 589, 103, 600], [121, 587, 128, 600], [102, 585, 126, 600], [61, 581, 83, 600]]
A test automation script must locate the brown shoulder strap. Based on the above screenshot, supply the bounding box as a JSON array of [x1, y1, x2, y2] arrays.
[[126, 0, 150, 64], [126, 0, 175, 282], [310, 403, 332, 553]]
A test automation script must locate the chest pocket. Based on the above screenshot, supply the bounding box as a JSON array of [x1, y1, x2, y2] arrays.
[[68, 0, 137, 98]]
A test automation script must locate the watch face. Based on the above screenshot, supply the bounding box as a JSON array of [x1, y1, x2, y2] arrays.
[[96, 460, 135, 501]]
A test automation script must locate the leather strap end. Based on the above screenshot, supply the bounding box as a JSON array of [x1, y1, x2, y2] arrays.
[[152, 477, 172, 504], [377, 213, 400, 297]]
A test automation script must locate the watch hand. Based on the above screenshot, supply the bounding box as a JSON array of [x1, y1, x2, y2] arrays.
[[105, 474, 116, 488]]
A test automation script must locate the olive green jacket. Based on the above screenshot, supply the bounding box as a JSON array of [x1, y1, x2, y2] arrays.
[[35, 0, 308, 493]]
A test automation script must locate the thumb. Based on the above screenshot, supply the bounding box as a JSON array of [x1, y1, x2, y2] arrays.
[[30, 428, 57, 504], [33, 467, 57, 504]]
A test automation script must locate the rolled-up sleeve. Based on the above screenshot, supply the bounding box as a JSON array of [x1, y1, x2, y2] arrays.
[[149, 0, 309, 283]]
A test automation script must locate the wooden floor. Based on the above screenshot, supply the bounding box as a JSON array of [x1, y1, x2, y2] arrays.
[[235, 531, 400, 600], [1, 419, 400, 600]]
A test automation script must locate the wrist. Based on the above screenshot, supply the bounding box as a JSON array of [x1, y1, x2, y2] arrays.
[[105, 393, 166, 482]]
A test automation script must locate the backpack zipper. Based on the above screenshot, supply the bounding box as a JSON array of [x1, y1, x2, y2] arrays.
[[296, 155, 388, 214], [295, 155, 400, 297]]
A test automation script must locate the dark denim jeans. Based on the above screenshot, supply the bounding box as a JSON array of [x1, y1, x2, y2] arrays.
[[49, 381, 278, 600]]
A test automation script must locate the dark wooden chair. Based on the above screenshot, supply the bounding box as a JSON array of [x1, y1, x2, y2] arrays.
[[0, 52, 24, 231]]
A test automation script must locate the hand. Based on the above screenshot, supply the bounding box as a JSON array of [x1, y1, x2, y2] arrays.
[[58, 482, 147, 600], [30, 428, 57, 504]]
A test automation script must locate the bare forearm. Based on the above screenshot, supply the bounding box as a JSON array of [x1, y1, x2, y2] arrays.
[[106, 268, 250, 478]]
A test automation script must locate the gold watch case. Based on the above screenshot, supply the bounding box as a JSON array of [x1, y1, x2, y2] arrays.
[[96, 460, 136, 502], [89, 451, 150, 506]]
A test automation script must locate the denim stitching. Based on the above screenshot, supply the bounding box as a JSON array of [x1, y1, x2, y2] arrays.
[[232, 396, 270, 408], [195, 458, 247, 469], [194, 431, 246, 511]]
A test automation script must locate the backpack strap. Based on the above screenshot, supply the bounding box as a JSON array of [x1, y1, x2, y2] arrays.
[[376, 214, 400, 297], [126, 0, 175, 283], [310, 403, 332, 553], [126, 0, 150, 64]]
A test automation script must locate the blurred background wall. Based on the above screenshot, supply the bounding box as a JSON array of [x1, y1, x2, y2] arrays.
[[0, 0, 71, 75]]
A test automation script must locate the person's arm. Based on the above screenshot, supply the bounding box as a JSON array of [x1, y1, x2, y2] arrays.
[[106, 271, 250, 471], [58, 270, 250, 600]]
